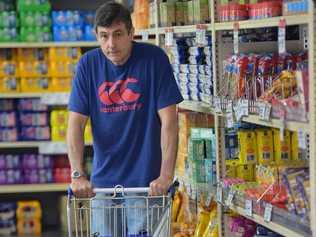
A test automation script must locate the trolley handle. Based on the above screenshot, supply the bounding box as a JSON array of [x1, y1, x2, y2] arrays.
[[68, 181, 179, 197]]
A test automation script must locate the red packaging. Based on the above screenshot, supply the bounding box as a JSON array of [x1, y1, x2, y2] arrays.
[[249, 1, 282, 19]]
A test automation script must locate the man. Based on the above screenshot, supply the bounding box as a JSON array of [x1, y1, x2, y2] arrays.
[[67, 1, 183, 235]]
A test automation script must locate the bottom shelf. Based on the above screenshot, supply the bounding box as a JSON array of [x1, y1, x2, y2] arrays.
[[10, 230, 67, 237], [0, 184, 68, 194]]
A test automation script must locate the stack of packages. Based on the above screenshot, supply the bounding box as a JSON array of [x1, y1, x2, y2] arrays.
[[22, 154, 53, 184], [177, 110, 214, 200], [0, 99, 18, 142], [186, 127, 217, 197], [0, 155, 22, 185], [0, 49, 18, 93], [53, 155, 71, 183], [18, 99, 50, 141], [49, 47, 81, 91], [169, 37, 213, 104], [52, 10, 96, 41], [0, 203, 16, 235], [132, 0, 149, 30], [159, 0, 210, 27], [50, 109, 92, 143], [17, 0, 52, 42], [16, 201, 42, 235], [18, 48, 50, 93], [0, 1, 18, 42]]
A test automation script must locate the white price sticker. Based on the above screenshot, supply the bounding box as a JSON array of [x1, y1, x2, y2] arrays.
[[298, 129, 307, 149], [233, 23, 239, 54], [216, 184, 223, 203], [225, 188, 235, 206], [245, 199, 252, 217], [214, 97, 222, 113], [258, 102, 271, 121], [142, 31, 149, 41], [227, 100, 233, 113], [226, 112, 235, 128], [264, 203, 273, 222], [165, 29, 174, 47], [278, 19, 286, 54], [196, 25, 207, 46], [240, 99, 249, 116]]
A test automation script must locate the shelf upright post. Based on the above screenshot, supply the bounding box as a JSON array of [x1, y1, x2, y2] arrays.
[[211, 0, 226, 236], [308, 1, 316, 236]]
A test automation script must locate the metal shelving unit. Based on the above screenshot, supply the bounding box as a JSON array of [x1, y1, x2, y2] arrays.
[[0, 41, 99, 48]]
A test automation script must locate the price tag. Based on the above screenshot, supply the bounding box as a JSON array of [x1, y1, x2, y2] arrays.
[[226, 112, 235, 128], [225, 188, 235, 206], [240, 99, 249, 116], [227, 100, 233, 113], [233, 22, 239, 54], [278, 19, 286, 54], [142, 31, 149, 41], [298, 129, 307, 149], [39, 142, 67, 154], [196, 24, 207, 46], [40, 93, 69, 105], [264, 203, 273, 222], [165, 28, 174, 47], [302, 26, 308, 50], [216, 184, 223, 203], [214, 97, 222, 113], [245, 199, 252, 217], [258, 102, 271, 121]]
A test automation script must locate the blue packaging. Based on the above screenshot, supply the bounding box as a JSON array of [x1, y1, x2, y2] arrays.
[[82, 11, 95, 25], [52, 10, 83, 27], [83, 24, 96, 41], [53, 25, 83, 41]]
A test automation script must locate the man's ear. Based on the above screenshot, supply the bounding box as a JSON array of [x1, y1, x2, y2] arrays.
[[129, 27, 135, 38]]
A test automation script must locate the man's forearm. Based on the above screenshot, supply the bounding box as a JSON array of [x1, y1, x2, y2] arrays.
[[67, 123, 86, 173], [160, 120, 179, 180]]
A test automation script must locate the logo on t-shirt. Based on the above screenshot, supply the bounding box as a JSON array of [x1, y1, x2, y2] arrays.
[[98, 77, 143, 113]]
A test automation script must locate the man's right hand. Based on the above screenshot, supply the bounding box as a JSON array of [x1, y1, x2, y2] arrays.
[[70, 177, 95, 198]]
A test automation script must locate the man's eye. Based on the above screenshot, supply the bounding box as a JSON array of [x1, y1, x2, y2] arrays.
[[101, 35, 107, 40], [115, 32, 122, 37]]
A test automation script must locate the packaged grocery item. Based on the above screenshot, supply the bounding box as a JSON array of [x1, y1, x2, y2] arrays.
[[218, 3, 248, 22], [256, 129, 274, 165], [159, 0, 176, 27], [19, 112, 49, 126], [0, 61, 17, 77], [51, 77, 72, 92], [283, 0, 308, 15], [291, 131, 308, 167], [0, 99, 15, 111], [0, 111, 16, 127], [248, 1, 282, 20], [17, 99, 48, 112], [22, 154, 52, 170], [0, 127, 18, 142], [236, 164, 254, 182], [48, 47, 81, 61], [20, 77, 50, 92], [51, 126, 67, 141], [17, 48, 48, 62], [50, 110, 68, 127], [273, 129, 291, 165], [194, 0, 209, 24], [0, 77, 19, 93], [20, 126, 50, 141], [19, 61, 49, 77], [238, 130, 257, 165], [49, 61, 77, 77], [0, 155, 20, 170]]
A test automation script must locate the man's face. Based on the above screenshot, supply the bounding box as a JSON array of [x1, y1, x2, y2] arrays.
[[95, 22, 134, 66]]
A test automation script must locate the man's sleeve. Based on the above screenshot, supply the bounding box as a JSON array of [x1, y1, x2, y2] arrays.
[[68, 57, 90, 116], [156, 53, 184, 110]]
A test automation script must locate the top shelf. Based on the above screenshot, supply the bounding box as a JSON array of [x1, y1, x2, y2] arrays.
[[0, 41, 100, 48], [214, 14, 309, 31]]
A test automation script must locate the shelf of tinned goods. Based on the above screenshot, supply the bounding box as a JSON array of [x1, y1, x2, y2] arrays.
[[157, 24, 212, 35], [0, 41, 100, 48], [214, 14, 310, 31], [220, 185, 311, 237], [0, 183, 68, 194]]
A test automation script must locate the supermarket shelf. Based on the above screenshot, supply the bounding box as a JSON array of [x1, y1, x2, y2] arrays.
[[0, 141, 92, 149], [215, 14, 309, 31], [242, 114, 309, 133], [229, 205, 306, 237], [0, 41, 99, 48], [157, 24, 212, 35], [135, 28, 157, 36], [178, 100, 215, 114], [0, 92, 43, 98], [0, 183, 68, 194]]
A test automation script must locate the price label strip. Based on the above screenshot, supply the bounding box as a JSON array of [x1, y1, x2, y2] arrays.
[[233, 22, 239, 54], [216, 184, 223, 203], [165, 28, 174, 47], [278, 19, 286, 54], [258, 102, 272, 121], [245, 199, 253, 217], [264, 203, 273, 222], [226, 112, 235, 128], [225, 188, 236, 206]]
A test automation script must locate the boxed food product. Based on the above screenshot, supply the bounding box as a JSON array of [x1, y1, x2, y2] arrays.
[[20, 77, 50, 92], [238, 130, 257, 165], [256, 129, 274, 165], [273, 129, 291, 165], [236, 164, 254, 181]]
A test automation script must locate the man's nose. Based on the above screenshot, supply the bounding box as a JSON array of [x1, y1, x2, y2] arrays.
[[107, 35, 116, 48]]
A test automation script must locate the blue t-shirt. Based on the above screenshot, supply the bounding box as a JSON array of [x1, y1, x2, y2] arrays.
[[68, 42, 183, 188]]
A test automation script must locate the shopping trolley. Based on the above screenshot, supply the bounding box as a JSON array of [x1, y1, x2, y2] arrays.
[[67, 185, 174, 237]]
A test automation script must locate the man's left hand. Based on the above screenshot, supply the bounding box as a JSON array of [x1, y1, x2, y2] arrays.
[[149, 175, 173, 196]]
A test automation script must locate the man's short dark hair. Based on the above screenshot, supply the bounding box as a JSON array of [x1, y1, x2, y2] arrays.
[[94, 2, 133, 33]]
